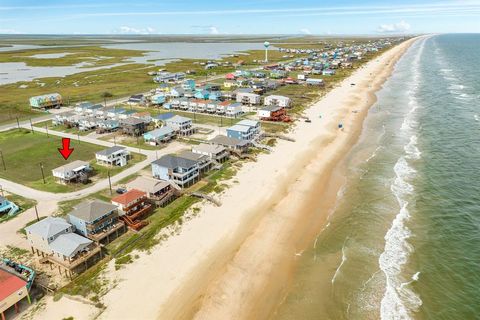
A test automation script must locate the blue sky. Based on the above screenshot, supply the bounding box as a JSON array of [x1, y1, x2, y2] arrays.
[[1, 0, 480, 35]]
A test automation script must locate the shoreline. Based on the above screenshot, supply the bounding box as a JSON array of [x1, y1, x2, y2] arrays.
[[187, 37, 421, 319], [29, 37, 420, 320]]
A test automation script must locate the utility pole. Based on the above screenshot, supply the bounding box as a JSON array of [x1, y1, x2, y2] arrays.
[[34, 206, 40, 222], [0, 150, 5, 171], [39, 162, 46, 184], [29, 119, 34, 133], [107, 171, 112, 195], [16, 117, 20, 130], [45, 123, 49, 138]]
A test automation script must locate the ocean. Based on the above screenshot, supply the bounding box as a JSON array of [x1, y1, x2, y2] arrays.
[[273, 34, 480, 319]]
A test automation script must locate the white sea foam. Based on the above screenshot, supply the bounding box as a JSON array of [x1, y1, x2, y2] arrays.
[[474, 114, 479, 122], [379, 38, 424, 320], [332, 239, 348, 284]]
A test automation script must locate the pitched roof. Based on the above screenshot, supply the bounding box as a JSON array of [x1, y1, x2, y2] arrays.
[[95, 146, 126, 157], [111, 189, 146, 206], [178, 150, 208, 162], [0, 269, 27, 301], [49, 233, 92, 258], [152, 154, 198, 169], [121, 117, 144, 126], [24, 216, 71, 239], [209, 135, 249, 147], [192, 143, 226, 155], [126, 176, 170, 195], [153, 113, 175, 121], [69, 200, 118, 223]]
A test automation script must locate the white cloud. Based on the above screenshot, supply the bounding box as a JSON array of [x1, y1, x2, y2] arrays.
[[209, 26, 220, 34], [0, 28, 20, 34], [377, 20, 411, 33], [114, 26, 156, 34], [300, 28, 312, 35]]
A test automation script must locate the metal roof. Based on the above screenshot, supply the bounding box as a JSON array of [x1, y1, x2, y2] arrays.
[[52, 160, 89, 174], [25, 216, 71, 239], [165, 115, 192, 124], [144, 126, 174, 138], [227, 124, 250, 133], [69, 200, 118, 223], [49, 233, 92, 258], [95, 146, 126, 157]]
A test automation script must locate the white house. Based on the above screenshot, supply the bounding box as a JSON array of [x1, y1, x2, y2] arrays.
[[52, 160, 91, 183], [95, 146, 130, 167], [165, 115, 194, 136], [192, 143, 229, 162], [264, 95, 291, 108], [236, 92, 261, 105], [225, 102, 243, 118]]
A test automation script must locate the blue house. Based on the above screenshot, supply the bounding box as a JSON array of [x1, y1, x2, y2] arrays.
[[208, 91, 220, 101], [151, 94, 166, 105], [226, 124, 254, 141], [0, 196, 19, 217], [181, 79, 196, 90], [152, 155, 199, 188], [68, 200, 120, 242], [194, 90, 210, 100]]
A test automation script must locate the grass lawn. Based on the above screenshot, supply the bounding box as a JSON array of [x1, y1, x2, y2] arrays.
[[33, 120, 92, 136], [0, 129, 145, 192]]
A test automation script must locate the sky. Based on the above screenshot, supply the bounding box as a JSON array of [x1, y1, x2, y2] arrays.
[[1, 0, 480, 35]]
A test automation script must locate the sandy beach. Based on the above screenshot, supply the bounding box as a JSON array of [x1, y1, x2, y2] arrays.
[[30, 37, 420, 320]]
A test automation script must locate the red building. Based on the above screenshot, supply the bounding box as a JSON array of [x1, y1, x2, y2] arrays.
[[111, 189, 152, 231], [0, 269, 30, 320]]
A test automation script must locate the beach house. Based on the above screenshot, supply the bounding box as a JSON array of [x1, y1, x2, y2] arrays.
[[127, 94, 146, 105], [52, 160, 91, 184], [29, 93, 62, 109], [225, 102, 243, 118], [258, 105, 287, 121], [178, 150, 212, 173], [151, 155, 199, 188], [0, 268, 30, 319], [237, 119, 261, 135], [236, 92, 261, 105], [126, 176, 173, 200], [192, 143, 229, 162], [111, 189, 152, 217], [0, 196, 19, 218], [68, 200, 124, 243], [95, 146, 130, 167], [152, 113, 175, 127], [264, 95, 291, 108], [143, 126, 175, 145], [121, 117, 147, 136], [226, 124, 255, 141], [209, 135, 250, 153], [164, 115, 194, 136], [25, 217, 101, 277]]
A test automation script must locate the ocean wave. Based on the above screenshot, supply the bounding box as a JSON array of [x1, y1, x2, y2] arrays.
[[378, 39, 424, 320], [379, 156, 422, 319], [404, 136, 421, 160], [332, 239, 348, 284], [474, 114, 479, 122]]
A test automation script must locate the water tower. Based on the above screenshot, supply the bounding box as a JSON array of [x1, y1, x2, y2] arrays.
[[264, 41, 270, 63]]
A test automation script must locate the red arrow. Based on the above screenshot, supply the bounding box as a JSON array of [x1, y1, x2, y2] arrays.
[[58, 138, 74, 160]]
